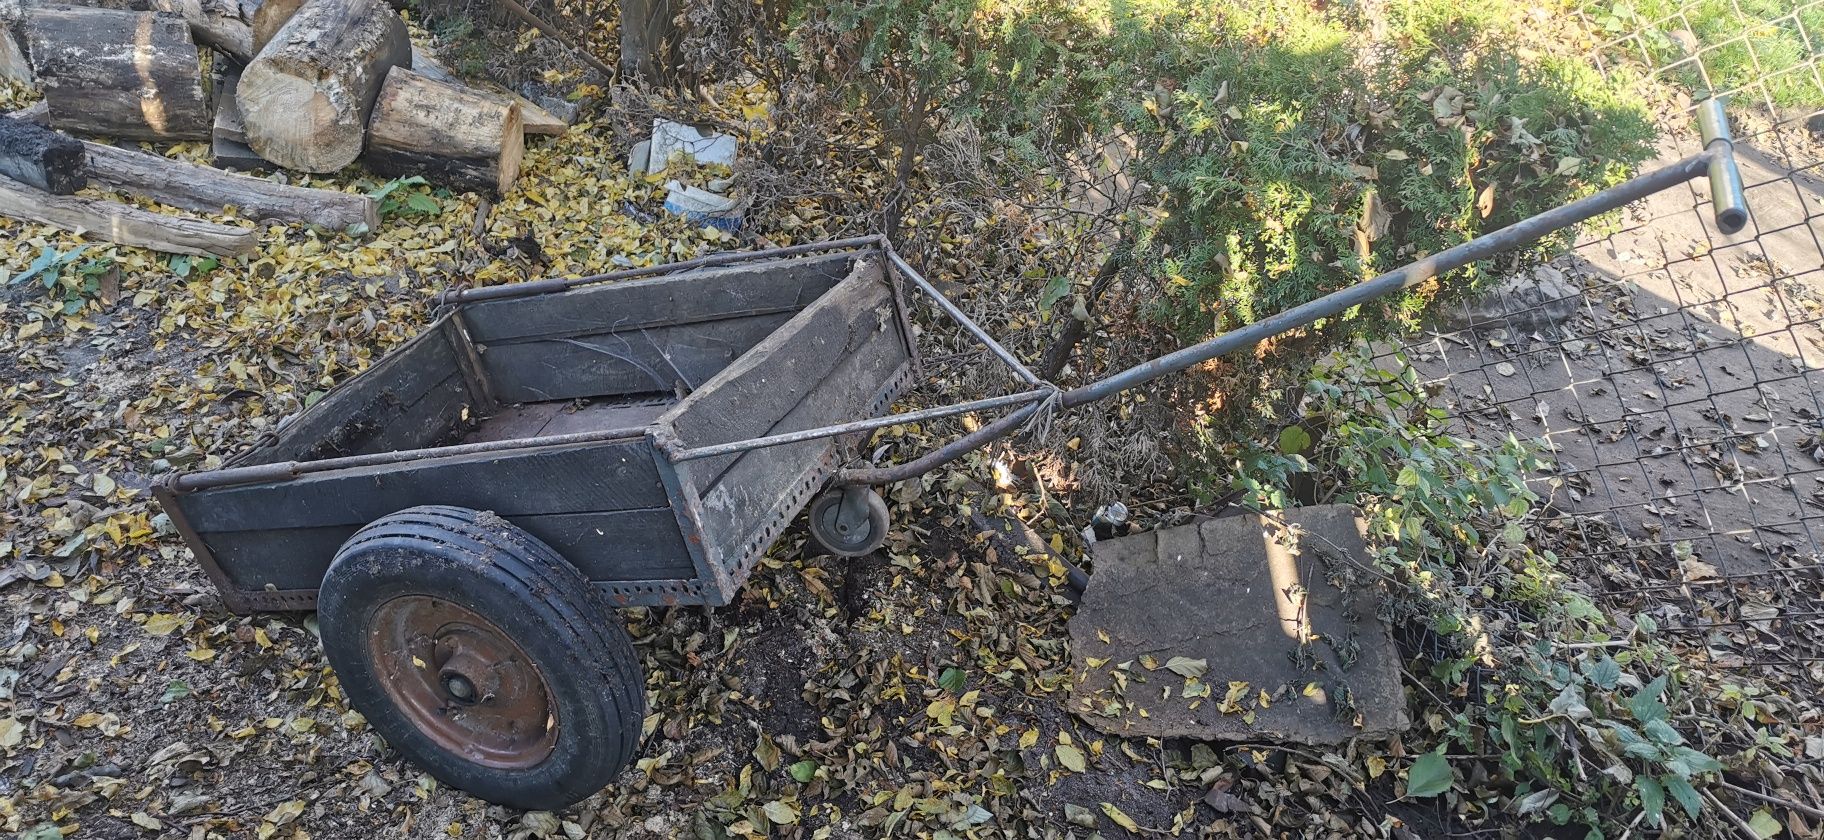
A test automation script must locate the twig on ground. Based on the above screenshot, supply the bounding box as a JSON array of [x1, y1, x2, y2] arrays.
[[1720, 779, 1824, 819], [1702, 788, 1768, 840]]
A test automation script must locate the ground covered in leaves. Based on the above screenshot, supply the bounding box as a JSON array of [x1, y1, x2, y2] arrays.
[[7, 3, 1824, 839], [0, 69, 1517, 838]]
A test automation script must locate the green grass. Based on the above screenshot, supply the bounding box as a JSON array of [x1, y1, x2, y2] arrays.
[[1587, 0, 1824, 109], [1101, 0, 1655, 350]]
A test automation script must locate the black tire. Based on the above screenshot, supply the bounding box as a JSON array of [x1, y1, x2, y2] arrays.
[[319, 505, 644, 811], [807, 487, 890, 557]]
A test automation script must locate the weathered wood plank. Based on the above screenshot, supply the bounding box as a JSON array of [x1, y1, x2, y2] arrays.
[[201, 506, 692, 591], [517, 508, 693, 581], [692, 282, 907, 562], [246, 323, 466, 463], [463, 396, 674, 443], [353, 371, 470, 454], [665, 259, 891, 485], [480, 310, 796, 403], [458, 251, 854, 344], [179, 439, 667, 532]]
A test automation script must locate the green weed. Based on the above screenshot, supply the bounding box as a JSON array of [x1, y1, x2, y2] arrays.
[[1220, 353, 1735, 830]]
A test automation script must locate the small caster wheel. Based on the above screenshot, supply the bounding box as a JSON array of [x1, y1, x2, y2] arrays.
[[319, 506, 645, 811], [808, 486, 890, 557]]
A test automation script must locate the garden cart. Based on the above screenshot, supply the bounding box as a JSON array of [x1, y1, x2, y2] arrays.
[[155, 100, 1751, 810]]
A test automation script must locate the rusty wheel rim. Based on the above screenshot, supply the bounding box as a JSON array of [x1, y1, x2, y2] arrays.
[[366, 596, 558, 769]]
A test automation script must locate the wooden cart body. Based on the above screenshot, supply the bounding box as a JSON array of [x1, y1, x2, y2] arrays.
[[158, 246, 915, 612]]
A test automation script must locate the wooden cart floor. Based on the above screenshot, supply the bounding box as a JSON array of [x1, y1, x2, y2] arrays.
[[462, 393, 676, 444]]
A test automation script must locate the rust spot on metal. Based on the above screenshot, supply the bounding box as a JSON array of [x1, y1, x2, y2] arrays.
[[367, 595, 558, 769]]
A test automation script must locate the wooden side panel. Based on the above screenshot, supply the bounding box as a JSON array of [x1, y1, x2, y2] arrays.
[[664, 260, 891, 486], [197, 507, 692, 591], [663, 258, 909, 570], [179, 441, 665, 532], [458, 251, 854, 343], [243, 317, 476, 464], [479, 311, 796, 404]]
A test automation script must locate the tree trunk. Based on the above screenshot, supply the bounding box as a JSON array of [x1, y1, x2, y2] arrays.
[[0, 115, 86, 194], [23, 7, 211, 142], [237, 0, 410, 172], [617, 0, 676, 84], [365, 66, 522, 196], [83, 140, 378, 230], [1038, 247, 1126, 382], [0, 172, 256, 256]]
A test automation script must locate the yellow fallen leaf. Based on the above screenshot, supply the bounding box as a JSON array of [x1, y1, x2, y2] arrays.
[[265, 799, 306, 826], [1101, 802, 1140, 832], [142, 613, 189, 636]]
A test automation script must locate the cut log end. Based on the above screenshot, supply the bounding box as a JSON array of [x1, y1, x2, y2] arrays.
[[237, 66, 358, 172], [1, 116, 87, 194]]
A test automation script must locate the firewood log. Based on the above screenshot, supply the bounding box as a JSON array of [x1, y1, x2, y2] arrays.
[[0, 25, 29, 84], [364, 66, 522, 196], [237, 0, 409, 172], [247, 0, 301, 52], [0, 172, 255, 256], [0, 115, 85, 194], [23, 6, 212, 142], [83, 140, 378, 230], [411, 46, 568, 137], [149, 0, 254, 62]]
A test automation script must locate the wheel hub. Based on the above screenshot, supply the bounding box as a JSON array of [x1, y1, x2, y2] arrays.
[[367, 596, 558, 769], [442, 672, 477, 703]]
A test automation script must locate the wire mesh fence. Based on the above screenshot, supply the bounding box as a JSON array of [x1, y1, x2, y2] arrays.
[[1376, 0, 1824, 687]]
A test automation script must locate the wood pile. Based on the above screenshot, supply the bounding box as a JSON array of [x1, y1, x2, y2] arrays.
[[0, 0, 571, 255]]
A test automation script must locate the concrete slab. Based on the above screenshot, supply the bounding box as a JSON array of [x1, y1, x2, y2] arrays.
[[1067, 506, 1408, 745]]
